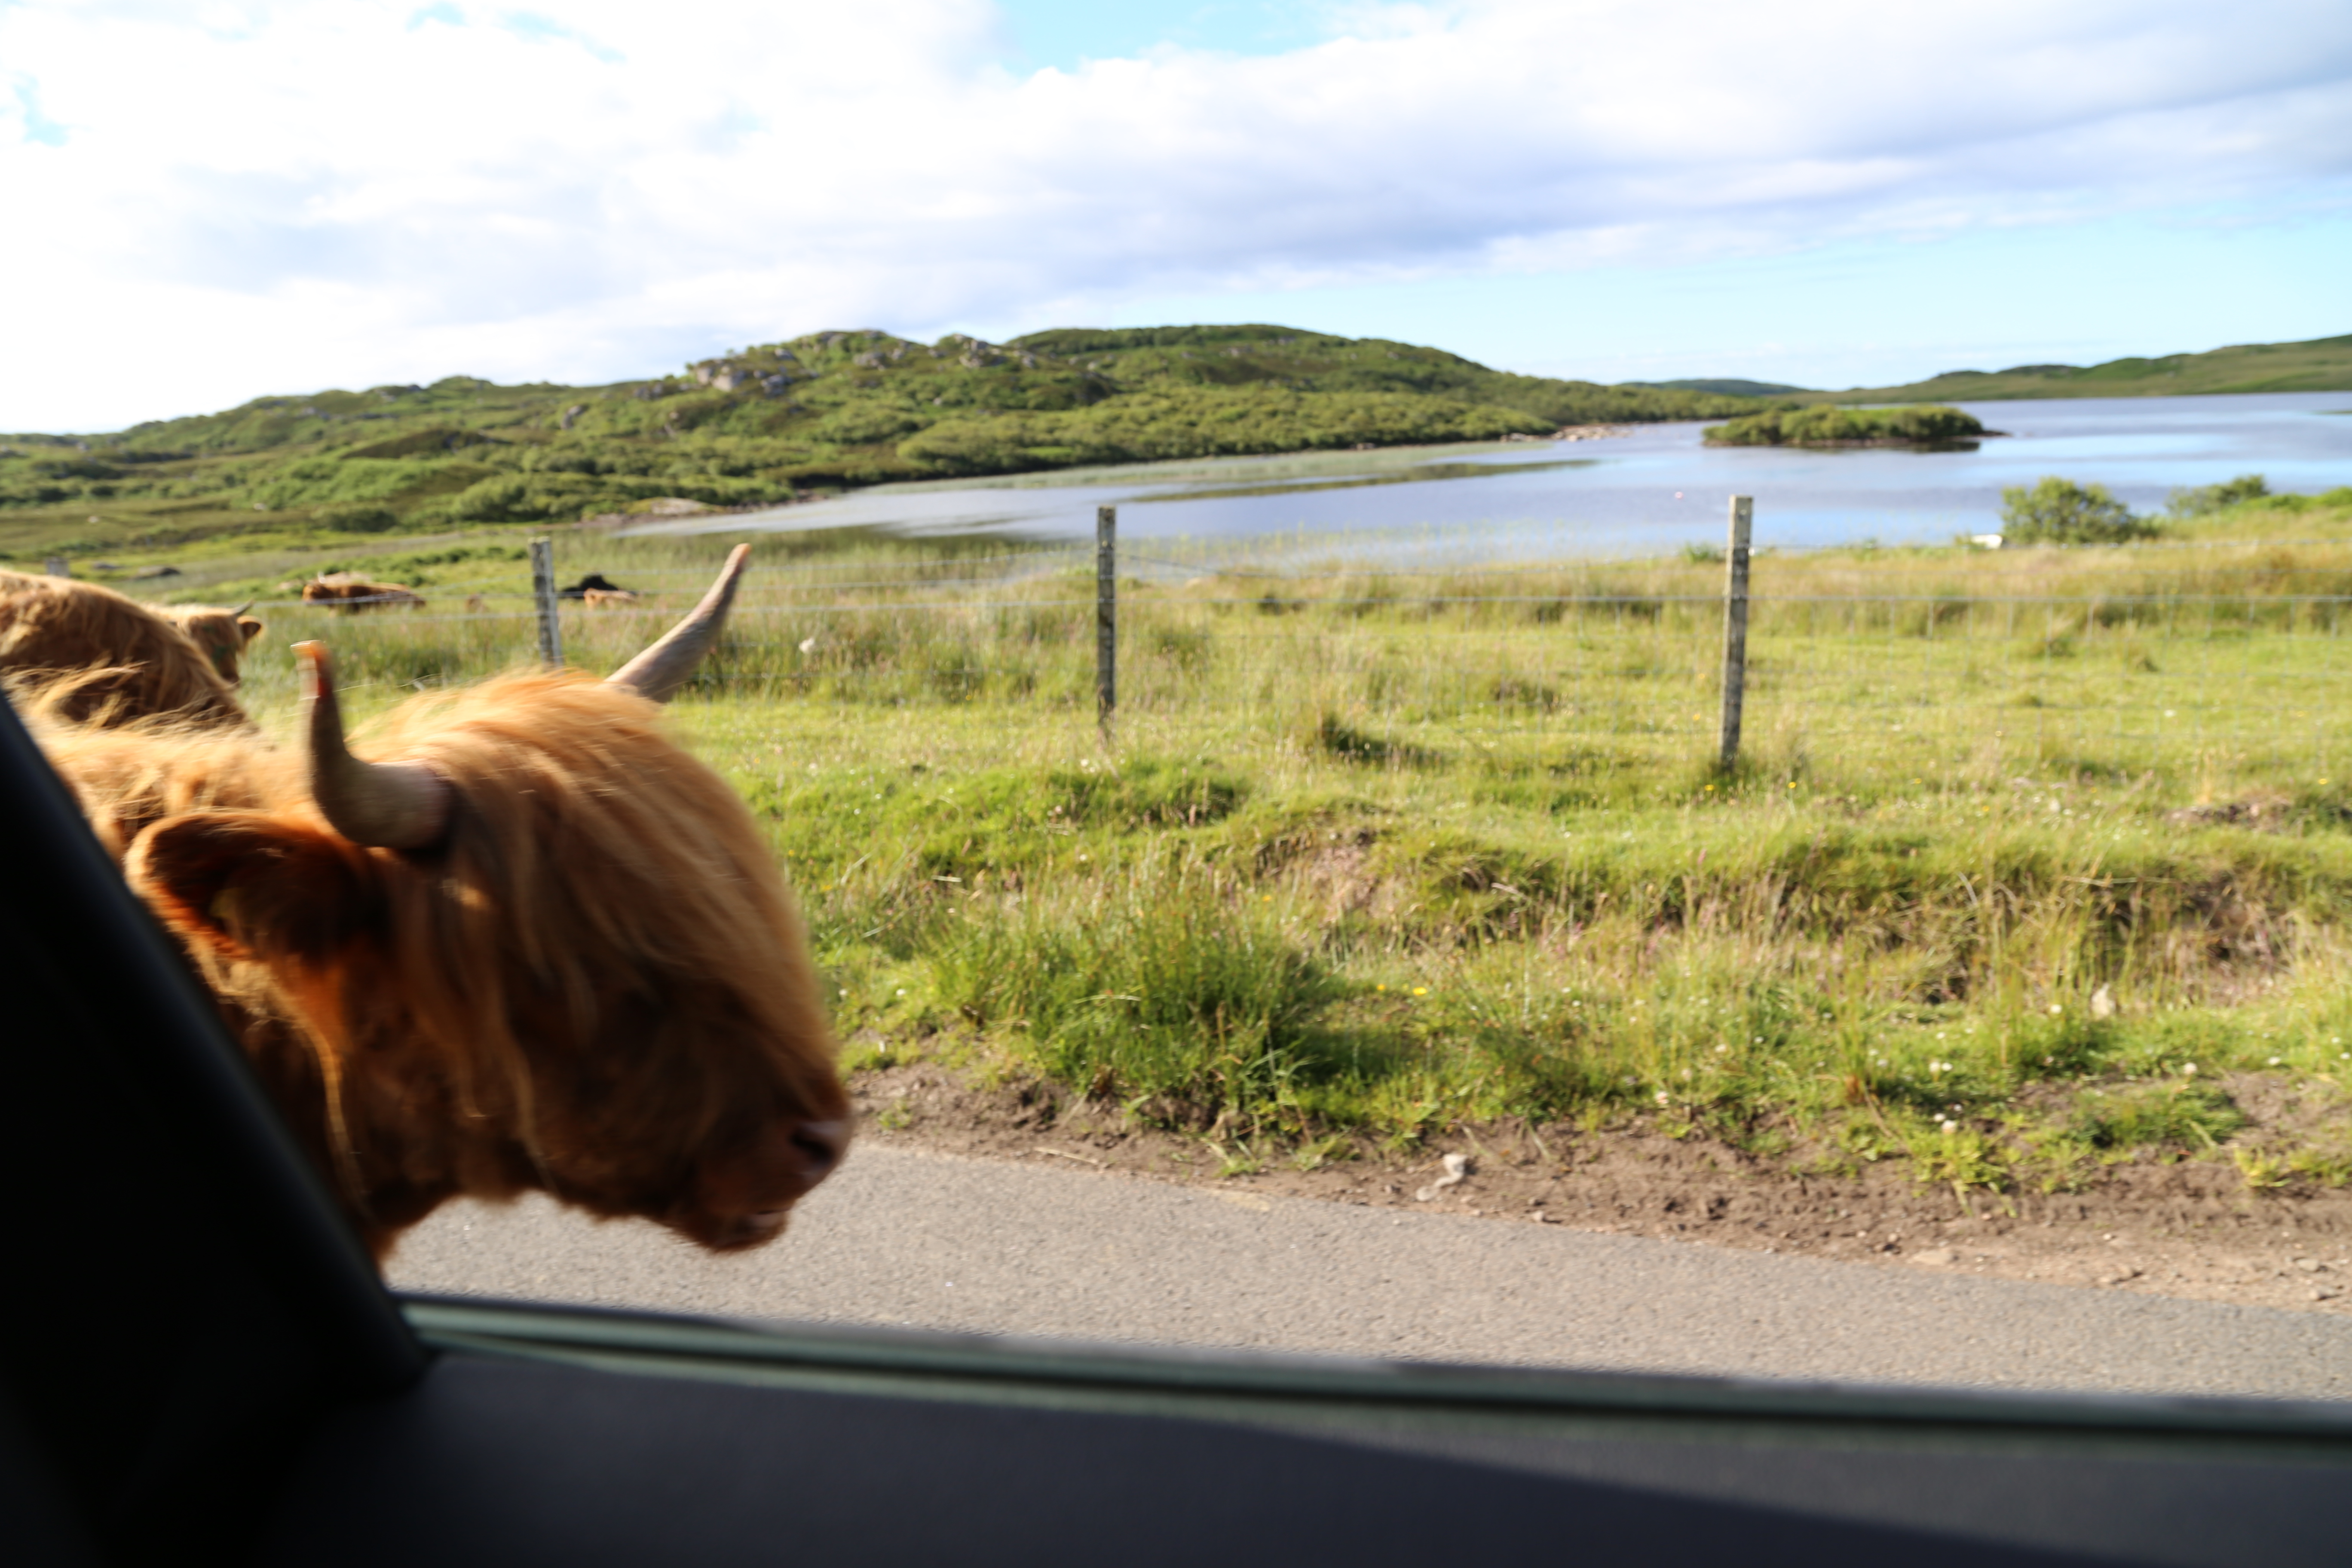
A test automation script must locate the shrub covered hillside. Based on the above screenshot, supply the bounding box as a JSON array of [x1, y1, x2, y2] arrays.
[[0, 325, 1763, 567]]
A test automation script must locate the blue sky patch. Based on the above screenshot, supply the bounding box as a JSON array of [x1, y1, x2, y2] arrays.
[[995, 0, 1327, 70], [14, 79, 66, 146], [499, 10, 623, 62]]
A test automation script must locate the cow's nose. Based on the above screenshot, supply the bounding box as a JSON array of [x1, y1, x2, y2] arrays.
[[790, 1119, 849, 1178]]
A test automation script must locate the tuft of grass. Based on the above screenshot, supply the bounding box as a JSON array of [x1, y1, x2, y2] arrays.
[[1316, 713, 1442, 770], [931, 857, 1344, 1136], [2069, 1082, 2248, 1153]]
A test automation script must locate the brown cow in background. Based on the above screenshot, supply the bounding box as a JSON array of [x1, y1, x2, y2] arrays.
[[159, 602, 266, 684], [0, 570, 251, 729], [303, 572, 426, 612], [36, 548, 848, 1262]]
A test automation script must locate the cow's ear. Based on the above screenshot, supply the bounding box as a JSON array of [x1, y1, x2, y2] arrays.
[[236, 616, 265, 646], [126, 811, 378, 965]]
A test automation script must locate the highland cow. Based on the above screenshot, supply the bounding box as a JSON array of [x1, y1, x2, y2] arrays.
[[1, 570, 250, 729], [159, 602, 266, 685], [36, 547, 848, 1262], [582, 588, 642, 608], [303, 573, 426, 612]]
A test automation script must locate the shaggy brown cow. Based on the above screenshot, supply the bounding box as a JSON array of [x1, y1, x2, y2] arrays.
[[37, 547, 848, 1262], [303, 573, 426, 612], [159, 601, 265, 684], [0, 570, 250, 729], [582, 587, 642, 608]]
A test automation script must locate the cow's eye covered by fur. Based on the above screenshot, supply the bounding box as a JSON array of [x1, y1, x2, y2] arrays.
[[129, 811, 381, 967]]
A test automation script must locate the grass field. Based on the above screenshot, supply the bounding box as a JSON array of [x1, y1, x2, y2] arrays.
[[132, 481, 2352, 1201]]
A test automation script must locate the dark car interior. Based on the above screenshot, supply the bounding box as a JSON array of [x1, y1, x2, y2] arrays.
[[3, 688, 2348, 1568]]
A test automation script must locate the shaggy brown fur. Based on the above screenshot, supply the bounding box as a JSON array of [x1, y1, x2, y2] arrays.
[[0, 570, 249, 729], [303, 574, 426, 612], [38, 670, 848, 1261], [582, 588, 641, 608], [158, 604, 265, 684]]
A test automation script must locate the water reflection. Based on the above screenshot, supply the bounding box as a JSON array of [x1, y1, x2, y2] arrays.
[[631, 392, 2352, 563], [1130, 456, 1599, 505]]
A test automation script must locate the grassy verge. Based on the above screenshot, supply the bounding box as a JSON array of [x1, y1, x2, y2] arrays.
[[105, 489, 2352, 1199]]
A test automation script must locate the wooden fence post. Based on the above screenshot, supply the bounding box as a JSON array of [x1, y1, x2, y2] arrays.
[[1718, 496, 1754, 771], [1096, 505, 1117, 736], [530, 537, 563, 668], [43, 556, 69, 578]]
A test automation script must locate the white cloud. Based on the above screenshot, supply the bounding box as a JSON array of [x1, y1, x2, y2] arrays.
[[2, 0, 2348, 426]]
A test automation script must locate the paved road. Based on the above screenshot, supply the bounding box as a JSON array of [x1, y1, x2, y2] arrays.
[[390, 1143, 2352, 1401]]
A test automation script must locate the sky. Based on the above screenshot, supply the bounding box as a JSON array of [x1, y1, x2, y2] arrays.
[[2, 0, 2348, 431]]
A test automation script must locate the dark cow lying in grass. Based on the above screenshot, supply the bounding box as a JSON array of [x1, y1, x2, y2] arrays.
[[1, 570, 252, 729], [31, 548, 848, 1261]]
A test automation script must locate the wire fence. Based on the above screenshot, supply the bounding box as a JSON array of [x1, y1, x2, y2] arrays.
[[237, 510, 2352, 780]]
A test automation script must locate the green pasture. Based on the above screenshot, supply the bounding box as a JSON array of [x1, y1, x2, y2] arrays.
[[168, 492, 2352, 1197]]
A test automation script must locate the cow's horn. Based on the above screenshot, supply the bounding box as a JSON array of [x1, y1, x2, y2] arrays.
[[295, 642, 452, 850], [604, 544, 751, 702], [230, 599, 256, 616]]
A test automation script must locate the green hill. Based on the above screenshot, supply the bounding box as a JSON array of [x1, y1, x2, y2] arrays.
[[1627, 377, 1809, 397], [1793, 333, 2352, 404], [0, 325, 1762, 566]]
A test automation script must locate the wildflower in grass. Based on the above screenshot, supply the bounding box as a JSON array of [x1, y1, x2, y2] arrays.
[[1654, 1091, 1670, 1106], [2049, 1003, 2064, 1015], [1413, 986, 1428, 996]]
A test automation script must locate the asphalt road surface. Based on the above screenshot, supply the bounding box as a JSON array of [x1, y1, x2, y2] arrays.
[[390, 1143, 2352, 1401]]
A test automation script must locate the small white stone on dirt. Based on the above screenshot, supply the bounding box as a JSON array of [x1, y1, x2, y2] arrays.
[[1912, 1248, 1957, 1266], [1413, 1153, 1471, 1202]]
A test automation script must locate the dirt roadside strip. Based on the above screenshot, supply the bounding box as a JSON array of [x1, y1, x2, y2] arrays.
[[389, 1143, 2352, 1402], [853, 1063, 2352, 1320]]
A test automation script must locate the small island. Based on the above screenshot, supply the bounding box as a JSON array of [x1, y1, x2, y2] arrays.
[[1703, 404, 1988, 447]]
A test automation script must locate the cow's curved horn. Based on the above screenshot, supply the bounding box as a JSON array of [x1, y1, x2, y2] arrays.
[[295, 642, 451, 850], [604, 544, 751, 703], [230, 599, 256, 616]]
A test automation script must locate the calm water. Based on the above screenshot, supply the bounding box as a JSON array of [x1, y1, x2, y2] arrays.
[[646, 392, 2352, 561]]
